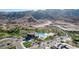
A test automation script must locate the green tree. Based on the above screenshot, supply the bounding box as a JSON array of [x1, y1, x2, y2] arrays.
[[23, 41, 32, 48]]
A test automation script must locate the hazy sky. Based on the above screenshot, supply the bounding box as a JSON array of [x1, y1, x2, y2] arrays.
[[0, 0, 78, 10], [0, 9, 29, 12]]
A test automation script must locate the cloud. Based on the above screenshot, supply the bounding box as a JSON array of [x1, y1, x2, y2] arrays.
[[0, 0, 78, 9]]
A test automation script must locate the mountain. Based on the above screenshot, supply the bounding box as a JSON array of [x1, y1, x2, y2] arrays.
[[0, 9, 79, 24]]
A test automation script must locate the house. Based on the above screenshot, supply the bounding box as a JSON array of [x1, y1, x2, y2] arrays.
[[35, 32, 55, 39], [35, 33, 48, 39]]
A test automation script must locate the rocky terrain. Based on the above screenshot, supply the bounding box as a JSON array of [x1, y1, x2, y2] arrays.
[[0, 9, 79, 49], [0, 9, 79, 24]]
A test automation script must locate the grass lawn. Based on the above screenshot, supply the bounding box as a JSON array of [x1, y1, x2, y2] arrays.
[[23, 41, 32, 48]]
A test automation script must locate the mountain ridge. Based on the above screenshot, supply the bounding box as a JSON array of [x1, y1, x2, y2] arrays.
[[0, 9, 79, 24]]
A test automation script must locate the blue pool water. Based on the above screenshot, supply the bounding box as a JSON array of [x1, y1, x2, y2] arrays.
[[35, 33, 48, 38], [24, 34, 35, 41], [24, 32, 48, 41]]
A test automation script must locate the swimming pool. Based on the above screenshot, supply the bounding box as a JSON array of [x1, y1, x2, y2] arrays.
[[35, 33, 48, 39]]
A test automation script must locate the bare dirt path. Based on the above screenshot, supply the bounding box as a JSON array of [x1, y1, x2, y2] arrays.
[[33, 20, 52, 28]]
